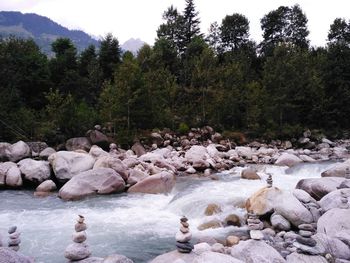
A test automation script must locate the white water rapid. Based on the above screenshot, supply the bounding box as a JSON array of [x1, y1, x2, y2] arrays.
[[0, 161, 335, 263]]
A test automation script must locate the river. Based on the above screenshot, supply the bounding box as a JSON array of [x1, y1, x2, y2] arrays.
[[0, 161, 335, 262]]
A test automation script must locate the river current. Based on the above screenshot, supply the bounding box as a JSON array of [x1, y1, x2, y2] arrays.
[[0, 161, 335, 262]]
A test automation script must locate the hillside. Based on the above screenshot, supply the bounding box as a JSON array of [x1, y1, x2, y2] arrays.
[[0, 11, 99, 55]]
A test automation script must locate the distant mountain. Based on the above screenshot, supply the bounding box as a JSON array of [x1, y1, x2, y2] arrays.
[[0, 11, 99, 55], [121, 38, 146, 55]]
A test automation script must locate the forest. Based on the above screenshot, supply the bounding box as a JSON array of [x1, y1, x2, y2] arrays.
[[1, 0, 350, 145]]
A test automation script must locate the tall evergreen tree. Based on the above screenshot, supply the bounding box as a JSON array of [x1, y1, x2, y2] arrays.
[[98, 33, 121, 81]]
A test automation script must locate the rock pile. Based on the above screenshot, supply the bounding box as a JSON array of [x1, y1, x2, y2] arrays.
[[266, 173, 273, 188], [176, 216, 194, 253], [64, 215, 91, 261], [293, 224, 318, 254], [247, 212, 264, 240], [8, 226, 20, 251], [346, 168, 350, 179]]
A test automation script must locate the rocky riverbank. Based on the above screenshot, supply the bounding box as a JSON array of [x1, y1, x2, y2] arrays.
[[1, 127, 350, 262]]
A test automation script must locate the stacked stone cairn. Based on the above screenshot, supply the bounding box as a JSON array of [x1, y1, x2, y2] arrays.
[[345, 167, 350, 179], [64, 215, 91, 261], [176, 216, 194, 253], [340, 190, 349, 209], [266, 174, 273, 188], [247, 211, 264, 240], [8, 226, 20, 251], [293, 223, 318, 254]]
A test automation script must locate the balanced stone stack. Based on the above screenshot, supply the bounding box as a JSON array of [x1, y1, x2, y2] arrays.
[[64, 215, 91, 261], [176, 216, 194, 253], [345, 168, 350, 179], [247, 212, 264, 240], [266, 174, 273, 188], [293, 224, 318, 254], [8, 226, 20, 251], [339, 190, 349, 209]]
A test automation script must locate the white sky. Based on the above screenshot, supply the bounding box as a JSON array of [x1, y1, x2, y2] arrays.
[[1, 0, 350, 47]]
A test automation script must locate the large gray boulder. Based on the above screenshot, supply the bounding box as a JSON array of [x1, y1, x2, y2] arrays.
[[193, 251, 244, 263], [128, 171, 175, 194], [102, 254, 134, 263], [36, 180, 57, 193], [319, 189, 350, 212], [230, 239, 286, 263], [0, 162, 22, 188], [286, 252, 327, 263], [275, 153, 302, 167], [274, 191, 313, 227], [321, 159, 350, 177], [312, 233, 350, 260], [185, 145, 208, 163], [93, 156, 129, 181], [271, 213, 291, 231], [39, 147, 56, 160], [48, 151, 95, 182], [149, 250, 196, 263], [64, 243, 91, 261], [0, 142, 11, 161], [59, 168, 125, 201], [296, 177, 345, 200], [131, 142, 146, 157], [17, 159, 51, 184], [0, 247, 33, 263], [6, 141, 31, 162], [317, 208, 350, 237], [66, 137, 92, 152]]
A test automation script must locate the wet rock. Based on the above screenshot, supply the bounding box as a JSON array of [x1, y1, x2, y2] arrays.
[[48, 151, 95, 182], [231, 239, 286, 263], [66, 137, 92, 152], [271, 213, 291, 231], [275, 153, 302, 167], [204, 203, 222, 216], [198, 219, 222, 230], [128, 171, 175, 194], [296, 177, 345, 200], [241, 168, 260, 180], [224, 214, 241, 227], [35, 180, 56, 193], [59, 168, 125, 201], [18, 159, 51, 184]]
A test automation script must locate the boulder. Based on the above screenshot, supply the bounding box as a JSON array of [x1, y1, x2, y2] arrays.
[[275, 153, 302, 167], [293, 189, 316, 204], [193, 251, 244, 263], [319, 189, 350, 212], [317, 208, 350, 237], [89, 145, 109, 159], [241, 168, 260, 180], [127, 169, 149, 185], [102, 254, 134, 263], [17, 159, 51, 184], [226, 236, 240, 246], [149, 250, 196, 263], [204, 203, 222, 216], [270, 213, 291, 231], [312, 233, 350, 260], [48, 151, 95, 182], [274, 191, 313, 227], [127, 171, 175, 194], [86, 130, 109, 149], [64, 243, 91, 261], [6, 141, 31, 162], [235, 146, 253, 159], [26, 142, 48, 156], [230, 239, 286, 263], [5, 165, 22, 188], [59, 168, 125, 201], [66, 137, 92, 152], [39, 147, 56, 160], [0, 161, 17, 187], [36, 180, 57, 192], [0, 247, 33, 263], [131, 142, 146, 157], [77, 257, 104, 263], [151, 132, 164, 147], [334, 230, 350, 247], [193, 243, 212, 254], [286, 252, 327, 263], [224, 214, 241, 227], [321, 159, 350, 177], [0, 142, 11, 161], [93, 156, 129, 181], [296, 177, 345, 200], [245, 187, 282, 215], [206, 145, 220, 159]]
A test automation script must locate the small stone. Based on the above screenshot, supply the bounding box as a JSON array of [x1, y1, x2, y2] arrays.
[[204, 203, 222, 216], [180, 216, 188, 223], [180, 226, 189, 233], [176, 241, 194, 250], [75, 223, 87, 232], [211, 243, 225, 253], [248, 222, 264, 230], [226, 236, 240, 247], [78, 215, 85, 223], [9, 232, 20, 239], [9, 245, 19, 252], [8, 226, 16, 234], [73, 231, 87, 243], [177, 248, 192, 253], [250, 230, 264, 240], [299, 230, 313, 238], [224, 214, 241, 227], [298, 224, 314, 231], [181, 222, 189, 228], [247, 218, 261, 225], [8, 238, 21, 246], [296, 236, 317, 247], [176, 232, 192, 243]]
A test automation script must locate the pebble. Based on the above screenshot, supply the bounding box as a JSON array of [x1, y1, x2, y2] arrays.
[[73, 231, 87, 243], [180, 226, 189, 233], [8, 226, 16, 234], [75, 223, 87, 232], [176, 232, 192, 243], [8, 238, 21, 246], [181, 222, 189, 228], [248, 222, 264, 230], [298, 224, 314, 231], [299, 230, 313, 237], [176, 241, 194, 250], [296, 236, 317, 247]]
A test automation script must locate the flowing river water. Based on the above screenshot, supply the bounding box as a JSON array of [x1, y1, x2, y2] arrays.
[[0, 161, 336, 262]]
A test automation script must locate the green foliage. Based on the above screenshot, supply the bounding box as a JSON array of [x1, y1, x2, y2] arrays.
[[178, 122, 189, 134]]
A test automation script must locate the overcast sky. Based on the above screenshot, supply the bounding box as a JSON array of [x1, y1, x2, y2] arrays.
[[1, 0, 350, 46]]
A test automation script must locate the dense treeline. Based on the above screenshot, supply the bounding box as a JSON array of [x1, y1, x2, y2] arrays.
[[1, 0, 350, 145]]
